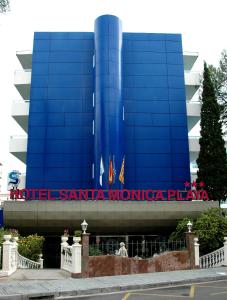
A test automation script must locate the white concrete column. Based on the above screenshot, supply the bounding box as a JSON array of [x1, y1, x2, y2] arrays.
[[223, 237, 227, 266], [12, 236, 18, 269], [2, 235, 12, 275], [60, 236, 69, 269], [194, 237, 200, 267], [71, 242, 82, 274], [38, 254, 44, 269]]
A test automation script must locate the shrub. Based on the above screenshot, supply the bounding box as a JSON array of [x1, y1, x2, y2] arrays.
[[89, 245, 102, 256], [18, 234, 45, 261], [74, 230, 82, 237]]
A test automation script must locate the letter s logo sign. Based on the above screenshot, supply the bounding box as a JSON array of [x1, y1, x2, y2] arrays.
[[8, 170, 20, 188]]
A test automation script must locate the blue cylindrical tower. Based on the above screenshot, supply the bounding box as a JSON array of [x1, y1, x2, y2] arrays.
[[94, 15, 124, 189]]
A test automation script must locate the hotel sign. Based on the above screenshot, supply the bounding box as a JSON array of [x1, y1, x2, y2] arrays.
[[10, 186, 209, 202]]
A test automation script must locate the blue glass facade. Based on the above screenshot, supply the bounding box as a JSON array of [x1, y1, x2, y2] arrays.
[[26, 15, 190, 191]]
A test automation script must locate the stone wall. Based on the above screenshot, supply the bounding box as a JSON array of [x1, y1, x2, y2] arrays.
[[87, 251, 190, 277]]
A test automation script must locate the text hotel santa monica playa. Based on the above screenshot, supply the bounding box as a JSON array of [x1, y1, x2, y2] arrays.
[[10, 188, 209, 201]]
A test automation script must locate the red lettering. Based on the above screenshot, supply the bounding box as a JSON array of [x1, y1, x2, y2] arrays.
[[59, 190, 68, 200], [39, 189, 47, 200], [91, 189, 97, 200], [168, 190, 176, 200], [131, 190, 141, 200], [10, 189, 20, 200], [79, 190, 88, 200], [156, 190, 164, 201], [176, 191, 184, 201], [30, 189, 39, 199], [96, 189, 105, 200], [68, 190, 78, 200], [108, 190, 120, 200], [145, 190, 154, 201], [48, 190, 56, 200], [192, 190, 200, 200], [141, 190, 145, 200], [120, 190, 130, 200], [186, 190, 194, 200], [200, 190, 209, 201]]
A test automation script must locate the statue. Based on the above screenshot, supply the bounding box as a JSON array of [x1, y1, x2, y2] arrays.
[[115, 242, 128, 257]]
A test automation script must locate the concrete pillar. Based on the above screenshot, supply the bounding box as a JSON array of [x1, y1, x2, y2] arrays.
[[194, 237, 200, 267], [71, 243, 82, 274], [38, 254, 44, 269], [224, 237, 227, 266], [82, 233, 90, 277], [2, 235, 12, 275], [185, 232, 196, 268]]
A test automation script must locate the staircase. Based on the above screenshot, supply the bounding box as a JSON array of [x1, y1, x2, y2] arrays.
[[200, 246, 225, 268], [17, 251, 43, 269]]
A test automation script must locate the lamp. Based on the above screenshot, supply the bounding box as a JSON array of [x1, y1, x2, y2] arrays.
[[81, 219, 88, 234], [187, 221, 193, 233]]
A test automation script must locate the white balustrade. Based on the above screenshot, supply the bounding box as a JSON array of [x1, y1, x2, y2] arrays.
[[61, 236, 82, 274], [62, 246, 73, 272], [17, 251, 43, 269], [200, 247, 225, 268]]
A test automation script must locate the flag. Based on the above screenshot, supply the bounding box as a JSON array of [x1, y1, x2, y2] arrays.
[[109, 156, 113, 185], [99, 156, 104, 187], [113, 155, 116, 183], [119, 157, 125, 184]]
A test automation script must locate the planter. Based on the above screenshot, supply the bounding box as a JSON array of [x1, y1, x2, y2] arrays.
[[61, 236, 68, 243], [3, 235, 12, 242], [73, 236, 81, 244]]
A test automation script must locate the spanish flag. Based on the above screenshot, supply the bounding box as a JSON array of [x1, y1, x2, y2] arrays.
[[109, 157, 113, 185], [119, 157, 125, 184]]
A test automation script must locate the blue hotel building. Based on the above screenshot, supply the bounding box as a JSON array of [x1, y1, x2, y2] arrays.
[[7, 15, 216, 245], [26, 14, 190, 191]]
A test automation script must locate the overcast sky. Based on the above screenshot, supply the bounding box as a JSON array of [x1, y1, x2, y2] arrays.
[[0, 0, 226, 192]]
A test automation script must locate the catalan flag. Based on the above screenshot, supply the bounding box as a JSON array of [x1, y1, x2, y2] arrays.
[[119, 157, 125, 184], [109, 157, 113, 185], [113, 155, 116, 183]]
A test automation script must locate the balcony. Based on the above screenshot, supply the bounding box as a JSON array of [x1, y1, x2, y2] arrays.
[[16, 50, 32, 70], [184, 71, 201, 101], [188, 136, 227, 154], [11, 100, 29, 132], [14, 70, 31, 100], [9, 135, 27, 164], [183, 51, 199, 71], [186, 101, 201, 131]]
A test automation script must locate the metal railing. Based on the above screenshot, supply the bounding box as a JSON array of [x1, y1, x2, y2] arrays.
[[89, 240, 186, 258]]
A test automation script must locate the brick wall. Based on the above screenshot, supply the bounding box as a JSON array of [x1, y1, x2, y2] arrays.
[[87, 250, 190, 277]]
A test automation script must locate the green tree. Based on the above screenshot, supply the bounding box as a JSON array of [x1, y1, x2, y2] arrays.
[[209, 50, 227, 127], [170, 208, 227, 255], [169, 217, 191, 241], [0, 0, 10, 13], [196, 62, 227, 203], [194, 208, 227, 254]]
